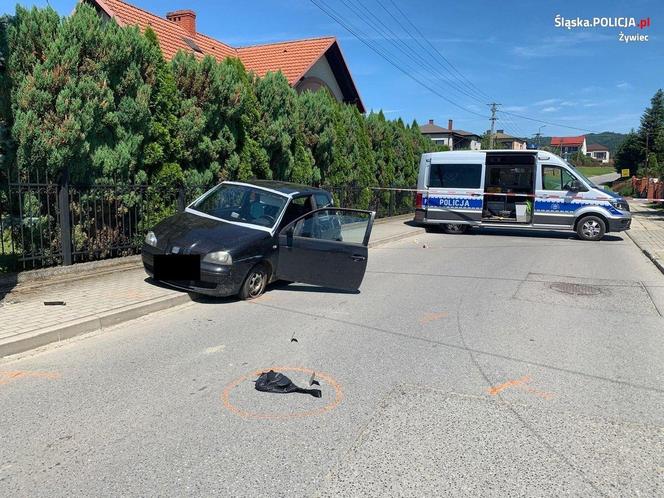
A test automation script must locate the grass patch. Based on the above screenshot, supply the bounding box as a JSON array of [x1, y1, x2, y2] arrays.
[[576, 166, 615, 177]]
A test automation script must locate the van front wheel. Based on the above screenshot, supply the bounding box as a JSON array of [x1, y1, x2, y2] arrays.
[[576, 216, 606, 241], [443, 224, 468, 234]]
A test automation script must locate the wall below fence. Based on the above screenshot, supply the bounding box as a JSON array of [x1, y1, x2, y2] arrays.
[[0, 181, 415, 273], [631, 177, 664, 201]]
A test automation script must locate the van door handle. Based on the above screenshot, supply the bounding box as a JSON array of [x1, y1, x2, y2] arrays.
[[351, 254, 366, 262]]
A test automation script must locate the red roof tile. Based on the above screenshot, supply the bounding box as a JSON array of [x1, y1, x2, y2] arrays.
[[550, 136, 586, 146], [237, 37, 336, 84], [87, 0, 336, 85]]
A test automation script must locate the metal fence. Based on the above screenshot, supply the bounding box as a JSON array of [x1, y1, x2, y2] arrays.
[[0, 176, 415, 273]]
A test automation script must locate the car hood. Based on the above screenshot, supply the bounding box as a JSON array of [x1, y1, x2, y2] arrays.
[[152, 211, 269, 254]]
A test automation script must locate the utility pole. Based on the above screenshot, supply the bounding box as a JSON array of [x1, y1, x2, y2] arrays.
[[488, 103, 500, 148], [535, 125, 546, 149]]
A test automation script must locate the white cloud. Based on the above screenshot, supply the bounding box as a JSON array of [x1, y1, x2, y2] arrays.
[[503, 105, 528, 112], [616, 82, 632, 89], [534, 98, 561, 106], [541, 107, 558, 112], [513, 32, 613, 58]]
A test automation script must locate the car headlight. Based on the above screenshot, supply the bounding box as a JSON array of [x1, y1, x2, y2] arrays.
[[203, 251, 233, 265], [610, 199, 630, 212], [145, 231, 157, 247]]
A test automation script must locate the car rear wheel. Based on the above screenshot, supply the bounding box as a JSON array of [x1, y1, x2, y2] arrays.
[[576, 215, 606, 241], [239, 263, 269, 300], [443, 224, 468, 234]]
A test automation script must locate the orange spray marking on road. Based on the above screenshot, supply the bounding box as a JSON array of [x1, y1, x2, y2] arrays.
[[419, 312, 449, 325], [222, 366, 343, 420], [0, 370, 60, 386], [487, 375, 531, 396]]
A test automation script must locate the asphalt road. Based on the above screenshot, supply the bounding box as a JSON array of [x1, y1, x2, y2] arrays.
[[2, 226, 664, 496]]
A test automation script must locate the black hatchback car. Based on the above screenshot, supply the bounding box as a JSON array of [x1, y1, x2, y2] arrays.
[[141, 181, 375, 299]]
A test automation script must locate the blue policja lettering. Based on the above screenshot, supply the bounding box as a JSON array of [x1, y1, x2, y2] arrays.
[[432, 197, 471, 208]]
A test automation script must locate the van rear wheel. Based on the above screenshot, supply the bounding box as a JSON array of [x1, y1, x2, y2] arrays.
[[443, 224, 468, 234], [576, 216, 606, 241]]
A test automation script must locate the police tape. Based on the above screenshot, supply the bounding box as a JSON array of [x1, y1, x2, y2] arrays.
[[364, 186, 664, 203]]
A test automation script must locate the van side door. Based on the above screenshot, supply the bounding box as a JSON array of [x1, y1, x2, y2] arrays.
[[533, 164, 583, 227], [425, 162, 484, 223]]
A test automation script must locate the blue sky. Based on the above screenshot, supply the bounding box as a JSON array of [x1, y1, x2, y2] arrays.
[[3, 0, 662, 137]]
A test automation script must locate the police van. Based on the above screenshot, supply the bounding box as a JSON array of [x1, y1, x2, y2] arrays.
[[414, 150, 631, 241]]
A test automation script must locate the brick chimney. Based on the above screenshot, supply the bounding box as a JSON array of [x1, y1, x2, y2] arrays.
[[428, 119, 434, 125], [448, 119, 453, 130], [166, 9, 196, 37]]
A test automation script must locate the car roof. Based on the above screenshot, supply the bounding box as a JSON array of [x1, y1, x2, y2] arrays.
[[228, 180, 330, 196]]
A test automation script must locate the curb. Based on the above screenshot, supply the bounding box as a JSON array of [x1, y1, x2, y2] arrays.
[[0, 218, 424, 359], [369, 228, 425, 248], [0, 293, 192, 359], [626, 232, 664, 276]]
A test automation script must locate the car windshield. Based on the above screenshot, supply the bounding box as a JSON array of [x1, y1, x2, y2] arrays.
[[189, 183, 288, 228]]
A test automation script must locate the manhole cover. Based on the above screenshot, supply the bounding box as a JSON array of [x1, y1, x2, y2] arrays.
[[549, 282, 603, 296]]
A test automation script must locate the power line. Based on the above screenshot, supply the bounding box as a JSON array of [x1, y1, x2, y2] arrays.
[[498, 110, 598, 134], [364, 0, 487, 105], [384, 0, 492, 102], [308, 0, 489, 119], [313, 0, 596, 135]]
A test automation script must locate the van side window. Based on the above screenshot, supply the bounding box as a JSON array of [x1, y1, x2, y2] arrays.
[[542, 166, 576, 191], [429, 163, 482, 188]]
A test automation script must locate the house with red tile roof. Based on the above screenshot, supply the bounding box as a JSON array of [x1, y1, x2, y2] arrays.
[[550, 136, 587, 156], [82, 0, 365, 112]]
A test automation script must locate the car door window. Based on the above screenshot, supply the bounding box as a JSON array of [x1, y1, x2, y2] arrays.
[[279, 195, 314, 228], [292, 209, 372, 245], [542, 166, 576, 191], [314, 193, 333, 208]]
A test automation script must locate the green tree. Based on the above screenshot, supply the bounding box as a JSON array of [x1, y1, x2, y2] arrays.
[[253, 71, 299, 181], [298, 89, 337, 184], [638, 89, 664, 177], [8, 4, 160, 183], [614, 131, 642, 176]]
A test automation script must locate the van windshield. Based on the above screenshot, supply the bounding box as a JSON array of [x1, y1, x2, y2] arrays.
[[566, 161, 598, 188]]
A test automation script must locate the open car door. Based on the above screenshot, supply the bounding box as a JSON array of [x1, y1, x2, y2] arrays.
[[277, 208, 375, 291]]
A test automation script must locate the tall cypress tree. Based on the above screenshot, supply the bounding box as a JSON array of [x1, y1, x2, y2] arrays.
[[639, 89, 664, 171], [8, 4, 160, 183]]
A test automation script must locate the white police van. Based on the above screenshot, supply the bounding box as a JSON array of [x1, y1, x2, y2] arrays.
[[414, 150, 631, 241]]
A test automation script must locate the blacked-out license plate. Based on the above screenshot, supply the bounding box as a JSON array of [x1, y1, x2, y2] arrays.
[[153, 254, 201, 280]]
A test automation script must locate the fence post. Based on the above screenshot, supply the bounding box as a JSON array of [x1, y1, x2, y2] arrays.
[[388, 187, 395, 217], [177, 186, 186, 212], [58, 168, 72, 266]]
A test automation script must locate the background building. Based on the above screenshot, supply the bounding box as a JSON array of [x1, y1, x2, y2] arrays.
[[586, 143, 610, 163], [420, 119, 481, 150]]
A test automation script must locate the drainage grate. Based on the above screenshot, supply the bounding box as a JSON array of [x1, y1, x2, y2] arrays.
[[549, 282, 603, 296]]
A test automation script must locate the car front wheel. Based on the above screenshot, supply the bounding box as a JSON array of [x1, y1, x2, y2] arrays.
[[576, 216, 606, 241], [239, 263, 269, 300]]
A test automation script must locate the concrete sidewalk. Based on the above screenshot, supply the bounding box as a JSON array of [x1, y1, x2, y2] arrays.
[[0, 214, 424, 358], [626, 201, 664, 274]]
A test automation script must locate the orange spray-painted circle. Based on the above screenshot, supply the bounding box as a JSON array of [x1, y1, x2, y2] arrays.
[[222, 366, 343, 420]]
